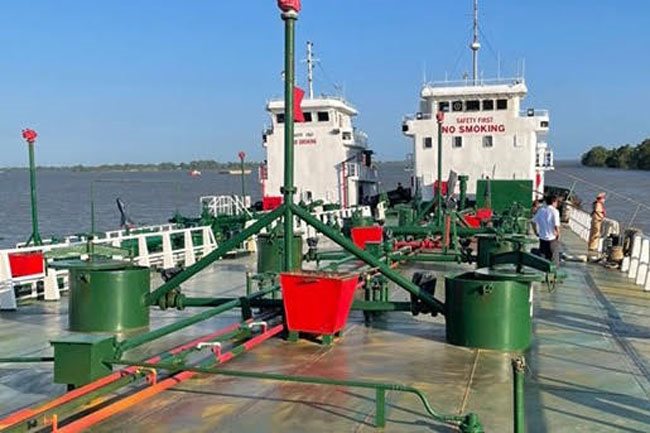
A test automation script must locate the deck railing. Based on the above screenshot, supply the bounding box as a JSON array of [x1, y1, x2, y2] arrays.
[[567, 207, 649, 291]]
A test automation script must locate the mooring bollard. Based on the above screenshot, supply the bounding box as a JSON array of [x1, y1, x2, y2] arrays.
[[512, 356, 526, 433]]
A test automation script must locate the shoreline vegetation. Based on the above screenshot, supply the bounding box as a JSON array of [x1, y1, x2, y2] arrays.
[[581, 139, 650, 170], [0, 160, 259, 173]]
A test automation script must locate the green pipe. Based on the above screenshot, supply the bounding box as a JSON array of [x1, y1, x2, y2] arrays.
[[0, 356, 54, 363], [282, 9, 298, 272], [26, 142, 42, 246], [513, 357, 526, 433], [108, 361, 482, 431], [387, 224, 492, 237], [316, 251, 350, 261], [436, 114, 443, 226], [396, 253, 460, 262], [146, 206, 283, 305], [120, 286, 277, 356], [291, 204, 445, 314]]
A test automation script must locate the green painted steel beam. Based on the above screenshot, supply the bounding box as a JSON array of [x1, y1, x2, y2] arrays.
[[291, 204, 445, 314], [386, 224, 492, 237], [146, 206, 284, 305], [351, 300, 411, 312], [394, 253, 461, 262]]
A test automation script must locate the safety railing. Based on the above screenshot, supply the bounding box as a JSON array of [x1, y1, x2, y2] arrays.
[[200, 195, 253, 218], [567, 207, 649, 291], [0, 225, 217, 310]]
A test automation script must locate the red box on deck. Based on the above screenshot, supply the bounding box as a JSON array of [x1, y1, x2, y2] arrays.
[[8, 252, 45, 277], [350, 226, 383, 250], [433, 180, 448, 196], [280, 272, 359, 335], [262, 196, 283, 211]]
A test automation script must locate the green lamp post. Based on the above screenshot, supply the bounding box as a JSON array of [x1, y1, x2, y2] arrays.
[[435, 112, 445, 226], [22, 128, 43, 246]]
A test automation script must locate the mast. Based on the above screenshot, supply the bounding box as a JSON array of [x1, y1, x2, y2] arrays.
[[306, 41, 314, 99], [470, 0, 481, 85]]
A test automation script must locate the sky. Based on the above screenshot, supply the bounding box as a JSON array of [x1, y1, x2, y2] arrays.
[[1, 0, 649, 167]]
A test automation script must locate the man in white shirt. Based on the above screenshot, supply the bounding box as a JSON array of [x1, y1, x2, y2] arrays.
[[532, 194, 561, 266]]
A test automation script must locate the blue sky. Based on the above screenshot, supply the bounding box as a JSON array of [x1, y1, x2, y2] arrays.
[[1, 0, 648, 166]]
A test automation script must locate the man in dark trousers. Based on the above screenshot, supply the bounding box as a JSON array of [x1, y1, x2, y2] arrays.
[[532, 194, 561, 266]]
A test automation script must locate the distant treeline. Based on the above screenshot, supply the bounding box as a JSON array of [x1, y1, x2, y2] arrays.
[[581, 139, 650, 170], [3, 160, 258, 172]]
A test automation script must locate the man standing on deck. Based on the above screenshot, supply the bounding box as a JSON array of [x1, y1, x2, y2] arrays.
[[532, 194, 561, 266], [588, 192, 607, 259]]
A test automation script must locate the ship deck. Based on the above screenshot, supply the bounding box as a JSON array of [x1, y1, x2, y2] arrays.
[[1, 229, 649, 432]]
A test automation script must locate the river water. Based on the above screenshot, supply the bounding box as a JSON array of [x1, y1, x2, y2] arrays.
[[0, 161, 648, 248]]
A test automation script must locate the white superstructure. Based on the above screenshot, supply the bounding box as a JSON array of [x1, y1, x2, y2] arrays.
[[402, 1, 554, 201], [260, 43, 378, 208]]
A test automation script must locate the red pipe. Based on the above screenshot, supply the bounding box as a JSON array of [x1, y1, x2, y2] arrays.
[[0, 321, 245, 430], [57, 324, 284, 433]]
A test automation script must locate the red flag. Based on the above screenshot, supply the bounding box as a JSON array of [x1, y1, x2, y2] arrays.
[[294, 86, 305, 123]]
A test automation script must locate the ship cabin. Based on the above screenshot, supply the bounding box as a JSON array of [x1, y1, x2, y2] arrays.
[[402, 78, 554, 201], [261, 97, 378, 209]]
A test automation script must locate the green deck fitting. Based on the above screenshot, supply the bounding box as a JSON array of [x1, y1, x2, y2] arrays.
[[50, 335, 116, 388]]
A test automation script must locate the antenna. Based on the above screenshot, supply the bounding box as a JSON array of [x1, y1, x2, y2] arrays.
[[306, 41, 315, 99], [470, 0, 481, 85]]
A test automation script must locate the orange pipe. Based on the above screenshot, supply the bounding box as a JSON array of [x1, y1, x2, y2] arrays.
[[57, 324, 283, 433], [0, 321, 244, 430]]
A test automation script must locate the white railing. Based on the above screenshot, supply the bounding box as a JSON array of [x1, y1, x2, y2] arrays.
[[568, 208, 649, 291], [201, 195, 252, 218], [0, 225, 217, 310], [250, 206, 373, 246], [424, 77, 525, 89]]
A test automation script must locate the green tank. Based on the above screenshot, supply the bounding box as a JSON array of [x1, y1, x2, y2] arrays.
[[256, 233, 303, 273], [63, 260, 150, 333], [445, 271, 533, 351]]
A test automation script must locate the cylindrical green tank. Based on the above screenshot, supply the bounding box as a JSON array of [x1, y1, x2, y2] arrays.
[[445, 271, 533, 351], [475, 234, 516, 268], [66, 261, 150, 333], [257, 233, 303, 273]]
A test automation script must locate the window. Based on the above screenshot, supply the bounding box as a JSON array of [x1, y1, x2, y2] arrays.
[[466, 100, 480, 111], [541, 120, 549, 128], [342, 131, 352, 140], [482, 136, 494, 148], [452, 136, 463, 148], [303, 112, 313, 122], [482, 99, 494, 110], [452, 100, 463, 112], [423, 137, 433, 149], [276, 113, 285, 124], [496, 99, 508, 110], [439, 101, 450, 112], [346, 162, 358, 177], [317, 111, 330, 122]]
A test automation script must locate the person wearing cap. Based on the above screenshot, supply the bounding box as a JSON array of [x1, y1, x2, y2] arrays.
[[588, 192, 607, 257]]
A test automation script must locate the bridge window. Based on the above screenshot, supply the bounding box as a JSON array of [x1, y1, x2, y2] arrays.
[[303, 112, 313, 122], [317, 111, 330, 122], [466, 100, 480, 111], [423, 137, 433, 149], [343, 131, 352, 140], [453, 136, 463, 148], [541, 120, 549, 128], [276, 113, 285, 124], [439, 101, 450, 112], [496, 99, 508, 110], [482, 99, 494, 110], [483, 136, 494, 148], [452, 101, 463, 112]]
